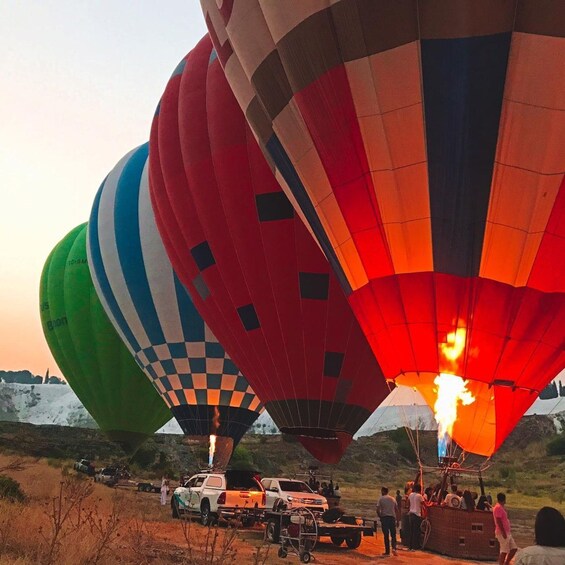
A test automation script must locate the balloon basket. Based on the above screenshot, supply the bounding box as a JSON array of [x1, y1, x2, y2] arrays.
[[423, 505, 499, 560]]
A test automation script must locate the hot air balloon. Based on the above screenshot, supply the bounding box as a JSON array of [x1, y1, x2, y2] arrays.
[[149, 36, 390, 464], [40, 224, 171, 453], [202, 1, 565, 456], [87, 143, 263, 466]]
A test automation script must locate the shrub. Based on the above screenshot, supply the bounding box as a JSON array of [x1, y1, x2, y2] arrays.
[[397, 441, 417, 463], [547, 435, 565, 456], [0, 475, 25, 502], [230, 446, 254, 470]]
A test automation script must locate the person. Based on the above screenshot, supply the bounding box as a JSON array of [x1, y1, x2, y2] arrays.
[[400, 484, 412, 546], [477, 495, 492, 511], [460, 490, 475, 511], [160, 476, 169, 506], [443, 484, 461, 508], [424, 486, 434, 502], [395, 489, 402, 508], [408, 484, 425, 551], [328, 479, 334, 497], [493, 492, 518, 565], [487, 492, 493, 506], [377, 487, 399, 557], [333, 483, 341, 497], [515, 507, 565, 565]]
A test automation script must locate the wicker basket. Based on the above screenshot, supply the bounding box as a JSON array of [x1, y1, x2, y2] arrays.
[[425, 505, 499, 560]]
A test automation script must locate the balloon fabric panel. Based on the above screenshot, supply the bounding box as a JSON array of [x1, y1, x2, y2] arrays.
[[201, 0, 565, 456], [149, 35, 390, 464]]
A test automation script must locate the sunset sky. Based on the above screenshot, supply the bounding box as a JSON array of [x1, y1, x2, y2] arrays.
[[0, 1, 207, 375]]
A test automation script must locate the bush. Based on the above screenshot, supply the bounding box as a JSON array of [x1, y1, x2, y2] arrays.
[[0, 475, 25, 502], [547, 435, 565, 456], [397, 441, 417, 463], [230, 446, 254, 470]]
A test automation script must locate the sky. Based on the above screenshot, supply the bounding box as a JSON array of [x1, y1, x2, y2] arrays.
[[0, 1, 207, 375]]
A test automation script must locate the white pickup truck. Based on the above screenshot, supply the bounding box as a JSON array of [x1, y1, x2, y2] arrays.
[[171, 470, 265, 526], [261, 478, 328, 512]]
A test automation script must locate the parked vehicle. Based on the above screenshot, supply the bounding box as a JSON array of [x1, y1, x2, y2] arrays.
[[137, 482, 160, 493], [74, 459, 95, 476], [171, 470, 265, 526], [261, 478, 328, 513], [95, 467, 117, 484]]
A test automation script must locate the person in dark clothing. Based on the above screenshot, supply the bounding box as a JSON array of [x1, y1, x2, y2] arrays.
[[377, 487, 399, 556]]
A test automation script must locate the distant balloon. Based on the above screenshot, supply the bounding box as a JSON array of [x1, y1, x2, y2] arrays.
[[202, 2, 565, 456], [40, 224, 171, 453], [87, 143, 263, 461], [149, 36, 390, 464]]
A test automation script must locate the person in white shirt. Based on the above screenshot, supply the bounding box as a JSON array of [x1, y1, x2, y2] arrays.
[[515, 506, 565, 565], [408, 484, 425, 551], [377, 487, 399, 556], [443, 484, 461, 508]]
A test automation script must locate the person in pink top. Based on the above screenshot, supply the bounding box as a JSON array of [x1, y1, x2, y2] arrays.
[[493, 493, 518, 564]]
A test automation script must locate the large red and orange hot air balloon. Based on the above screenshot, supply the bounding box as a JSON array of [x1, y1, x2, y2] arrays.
[[202, 1, 565, 456], [149, 36, 390, 464]]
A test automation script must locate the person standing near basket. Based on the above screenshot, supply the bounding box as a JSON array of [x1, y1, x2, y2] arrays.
[[377, 487, 399, 556], [493, 492, 518, 564], [408, 484, 425, 551]]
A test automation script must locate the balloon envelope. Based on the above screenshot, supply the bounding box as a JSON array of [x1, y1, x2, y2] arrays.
[[149, 36, 390, 464], [40, 223, 172, 453], [87, 144, 263, 453], [202, 1, 565, 455]]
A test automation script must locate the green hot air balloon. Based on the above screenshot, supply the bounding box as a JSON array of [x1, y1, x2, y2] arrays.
[[40, 223, 172, 453]]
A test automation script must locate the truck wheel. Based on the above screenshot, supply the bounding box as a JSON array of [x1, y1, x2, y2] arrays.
[[265, 519, 280, 543], [330, 536, 344, 546], [345, 531, 362, 549], [171, 498, 180, 519], [200, 501, 212, 526]]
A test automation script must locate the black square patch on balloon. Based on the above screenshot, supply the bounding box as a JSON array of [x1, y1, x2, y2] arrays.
[[299, 272, 330, 300], [324, 352, 344, 378], [191, 241, 215, 271], [256, 191, 295, 222], [237, 304, 260, 331]]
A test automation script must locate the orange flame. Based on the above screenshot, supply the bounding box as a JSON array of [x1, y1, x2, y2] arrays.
[[440, 327, 466, 363], [208, 434, 217, 467], [434, 374, 475, 457], [209, 406, 220, 468]]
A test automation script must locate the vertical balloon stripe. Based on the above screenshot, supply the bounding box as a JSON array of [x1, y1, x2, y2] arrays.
[[421, 33, 512, 277], [114, 145, 166, 347], [138, 161, 186, 345], [96, 151, 152, 350], [88, 185, 141, 353]]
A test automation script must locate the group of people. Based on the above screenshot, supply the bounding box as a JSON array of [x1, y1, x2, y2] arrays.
[[307, 477, 340, 498], [376, 484, 565, 563]]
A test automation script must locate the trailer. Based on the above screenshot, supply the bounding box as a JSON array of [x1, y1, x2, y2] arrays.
[[263, 508, 376, 555]]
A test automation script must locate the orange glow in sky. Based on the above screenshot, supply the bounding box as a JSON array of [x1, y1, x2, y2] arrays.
[[0, 2, 207, 376]]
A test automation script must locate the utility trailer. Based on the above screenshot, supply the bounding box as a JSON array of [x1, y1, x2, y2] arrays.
[[263, 508, 376, 553]]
